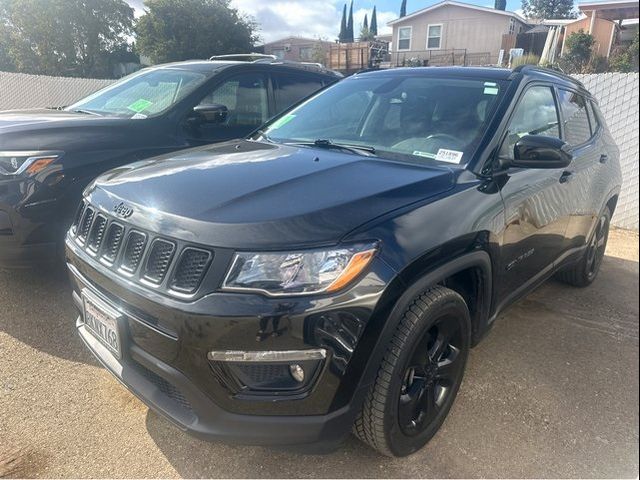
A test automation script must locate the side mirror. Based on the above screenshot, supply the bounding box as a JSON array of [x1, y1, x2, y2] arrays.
[[192, 104, 228, 124], [512, 135, 573, 169]]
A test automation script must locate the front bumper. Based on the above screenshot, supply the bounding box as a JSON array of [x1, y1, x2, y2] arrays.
[[67, 237, 396, 449]]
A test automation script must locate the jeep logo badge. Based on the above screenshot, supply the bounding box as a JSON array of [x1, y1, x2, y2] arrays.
[[113, 202, 134, 218]]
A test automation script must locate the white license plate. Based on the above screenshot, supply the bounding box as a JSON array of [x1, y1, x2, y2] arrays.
[[82, 290, 121, 358]]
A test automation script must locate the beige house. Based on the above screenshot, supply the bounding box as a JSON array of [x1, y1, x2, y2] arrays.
[[387, 0, 528, 65], [262, 37, 333, 65]]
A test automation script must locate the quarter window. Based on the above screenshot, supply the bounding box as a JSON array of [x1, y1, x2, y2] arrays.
[[427, 24, 442, 49], [499, 86, 560, 160], [558, 89, 592, 146], [398, 27, 412, 50]]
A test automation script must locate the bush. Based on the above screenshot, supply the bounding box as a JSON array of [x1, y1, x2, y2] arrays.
[[512, 54, 541, 67], [609, 31, 639, 73], [560, 30, 595, 73]]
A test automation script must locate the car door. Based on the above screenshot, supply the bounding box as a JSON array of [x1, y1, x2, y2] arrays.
[[496, 84, 572, 302], [182, 71, 271, 145], [556, 89, 606, 253]]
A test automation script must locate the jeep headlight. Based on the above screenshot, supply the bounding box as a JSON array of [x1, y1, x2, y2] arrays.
[[223, 243, 377, 296], [0, 151, 61, 176]]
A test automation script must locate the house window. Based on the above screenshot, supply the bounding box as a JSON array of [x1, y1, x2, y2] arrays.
[[272, 49, 285, 59], [508, 18, 516, 35], [398, 26, 412, 50], [299, 46, 313, 61], [427, 24, 442, 49]]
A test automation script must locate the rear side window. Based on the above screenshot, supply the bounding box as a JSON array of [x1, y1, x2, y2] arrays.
[[558, 89, 592, 146], [273, 73, 325, 112], [499, 86, 560, 160]]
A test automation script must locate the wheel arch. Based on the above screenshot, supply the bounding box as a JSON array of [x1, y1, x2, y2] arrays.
[[332, 247, 493, 413]]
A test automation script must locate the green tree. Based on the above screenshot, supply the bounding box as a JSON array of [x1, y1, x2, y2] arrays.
[[400, 0, 407, 17], [495, 0, 507, 10], [0, 0, 134, 77], [522, 0, 576, 19], [370, 6, 378, 35], [135, 0, 258, 64], [560, 30, 595, 73], [339, 4, 348, 42], [346, 1, 354, 42]]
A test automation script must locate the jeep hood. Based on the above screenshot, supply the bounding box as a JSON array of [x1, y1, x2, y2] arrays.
[[87, 140, 455, 249]]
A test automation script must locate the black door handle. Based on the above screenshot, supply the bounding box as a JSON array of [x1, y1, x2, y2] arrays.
[[600, 154, 609, 164], [559, 171, 573, 184]]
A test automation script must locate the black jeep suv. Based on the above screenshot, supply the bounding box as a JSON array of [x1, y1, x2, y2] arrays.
[[0, 58, 339, 267], [66, 66, 621, 456]]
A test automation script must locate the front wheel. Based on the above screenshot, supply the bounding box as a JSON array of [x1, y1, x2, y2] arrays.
[[354, 286, 471, 457], [556, 207, 611, 287]]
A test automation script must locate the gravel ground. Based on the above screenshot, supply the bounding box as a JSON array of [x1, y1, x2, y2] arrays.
[[1, 229, 638, 478]]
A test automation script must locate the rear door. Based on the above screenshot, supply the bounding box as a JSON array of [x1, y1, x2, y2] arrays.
[[497, 84, 572, 302], [556, 89, 607, 253]]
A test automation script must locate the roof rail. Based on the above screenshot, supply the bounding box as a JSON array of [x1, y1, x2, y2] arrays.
[[209, 53, 277, 62]]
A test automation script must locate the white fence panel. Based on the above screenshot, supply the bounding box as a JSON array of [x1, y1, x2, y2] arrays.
[[574, 73, 639, 231], [0, 71, 113, 110]]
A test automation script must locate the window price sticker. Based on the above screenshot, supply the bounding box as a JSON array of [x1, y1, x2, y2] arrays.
[[435, 149, 464, 163]]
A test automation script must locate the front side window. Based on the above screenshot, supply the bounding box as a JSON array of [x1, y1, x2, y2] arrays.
[[68, 68, 207, 118], [259, 75, 505, 166], [398, 27, 412, 50], [196, 73, 268, 140], [499, 86, 560, 160], [558, 89, 592, 146], [427, 24, 442, 49]]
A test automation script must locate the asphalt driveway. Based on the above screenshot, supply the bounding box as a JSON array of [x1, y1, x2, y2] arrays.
[[1, 229, 638, 478]]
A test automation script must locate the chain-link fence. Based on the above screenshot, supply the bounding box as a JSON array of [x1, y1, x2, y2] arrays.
[[0, 70, 638, 230], [0, 71, 113, 110]]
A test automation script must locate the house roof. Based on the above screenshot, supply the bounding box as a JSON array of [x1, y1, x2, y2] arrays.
[[262, 36, 331, 47], [387, 0, 527, 26]]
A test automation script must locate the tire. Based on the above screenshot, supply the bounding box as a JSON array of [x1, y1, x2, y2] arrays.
[[556, 207, 611, 288], [354, 285, 471, 457]]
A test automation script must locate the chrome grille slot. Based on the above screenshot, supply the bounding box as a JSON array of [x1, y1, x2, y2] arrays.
[[170, 248, 212, 294], [72, 202, 86, 234], [87, 214, 107, 252], [78, 207, 95, 242], [101, 223, 124, 263], [120, 231, 147, 273], [143, 239, 176, 284]]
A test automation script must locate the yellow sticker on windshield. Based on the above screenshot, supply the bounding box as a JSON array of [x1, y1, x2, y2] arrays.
[[270, 114, 296, 129], [127, 99, 153, 113]]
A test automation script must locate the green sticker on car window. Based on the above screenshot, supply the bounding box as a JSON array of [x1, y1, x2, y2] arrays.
[[412, 150, 437, 159], [270, 114, 296, 129], [484, 87, 499, 95], [127, 99, 153, 113]]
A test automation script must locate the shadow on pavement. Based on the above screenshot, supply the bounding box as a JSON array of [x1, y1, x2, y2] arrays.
[[0, 264, 95, 365]]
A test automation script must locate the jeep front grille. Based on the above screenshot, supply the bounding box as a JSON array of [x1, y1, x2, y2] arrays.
[[121, 231, 147, 273], [170, 248, 212, 294], [143, 239, 176, 284], [70, 201, 214, 296], [87, 215, 107, 252]]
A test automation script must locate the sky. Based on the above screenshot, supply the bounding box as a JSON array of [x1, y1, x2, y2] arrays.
[[126, 0, 527, 43]]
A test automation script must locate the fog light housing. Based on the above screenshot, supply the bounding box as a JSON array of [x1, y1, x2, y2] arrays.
[[289, 364, 305, 383]]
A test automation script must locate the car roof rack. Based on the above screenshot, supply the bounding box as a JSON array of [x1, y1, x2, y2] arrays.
[[208, 53, 342, 77]]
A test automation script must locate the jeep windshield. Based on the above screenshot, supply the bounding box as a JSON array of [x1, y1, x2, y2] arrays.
[[66, 67, 208, 118], [257, 74, 505, 166]]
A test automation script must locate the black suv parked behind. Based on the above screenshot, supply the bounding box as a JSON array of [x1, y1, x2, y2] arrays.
[[66, 66, 621, 456], [0, 56, 339, 267]]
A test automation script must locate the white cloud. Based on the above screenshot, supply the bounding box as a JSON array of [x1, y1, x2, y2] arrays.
[[231, 0, 394, 43]]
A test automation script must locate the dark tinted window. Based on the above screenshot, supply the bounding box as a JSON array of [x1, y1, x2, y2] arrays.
[[587, 100, 600, 131], [558, 89, 592, 146], [499, 86, 560, 159], [273, 73, 324, 112]]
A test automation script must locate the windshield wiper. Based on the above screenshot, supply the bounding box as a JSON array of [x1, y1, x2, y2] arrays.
[[288, 139, 376, 155], [71, 108, 102, 116]]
